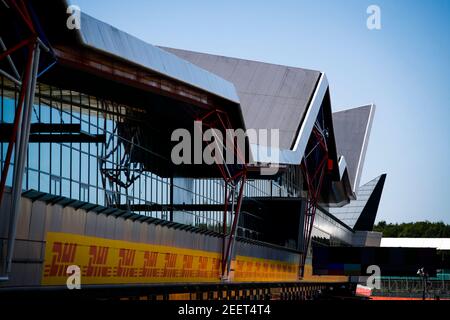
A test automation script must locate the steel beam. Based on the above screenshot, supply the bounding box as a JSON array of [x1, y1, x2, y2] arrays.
[[224, 174, 246, 278], [0, 42, 35, 210], [0, 37, 20, 80], [4, 42, 40, 274], [196, 109, 248, 280], [298, 124, 329, 278], [0, 68, 21, 85]]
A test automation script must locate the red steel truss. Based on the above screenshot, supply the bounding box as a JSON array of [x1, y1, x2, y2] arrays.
[[198, 109, 247, 279], [299, 125, 329, 278], [0, 0, 39, 206], [0, 39, 35, 205], [0, 0, 53, 276]]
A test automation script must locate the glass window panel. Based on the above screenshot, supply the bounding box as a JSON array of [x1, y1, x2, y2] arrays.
[[80, 152, 89, 184], [51, 106, 61, 123], [81, 141, 88, 153], [80, 184, 88, 202], [40, 143, 50, 173], [71, 149, 80, 181], [97, 163, 103, 187], [5, 163, 13, 187], [89, 156, 97, 186], [81, 111, 89, 132], [3, 97, 15, 123], [89, 187, 96, 204], [39, 172, 50, 193], [22, 173, 27, 190], [40, 104, 50, 123], [31, 104, 39, 123], [97, 115, 104, 134], [61, 146, 71, 179], [61, 178, 70, 198], [28, 144, 39, 170], [51, 144, 61, 176], [71, 182, 79, 200], [71, 106, 81, 124], [28, 169, 38, 190], [50, 175, 61, 195], [61, 108, 71, 123], [90, 143, 97, 158], [89, 109, 96, 133], [97, 189, 105, 206]]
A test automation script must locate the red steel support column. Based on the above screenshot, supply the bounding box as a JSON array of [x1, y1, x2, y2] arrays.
[[299, 126, 328, 278], [0, 42, 35, 207], [223, 173, 246, 277], [0, 0, 38, 210], [198, 109, 247, 280]]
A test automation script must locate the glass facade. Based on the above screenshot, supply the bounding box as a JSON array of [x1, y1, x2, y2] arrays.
[[0, 77, 297, 236], [0, 76, 354, 248], [313, 207, 354, 246]]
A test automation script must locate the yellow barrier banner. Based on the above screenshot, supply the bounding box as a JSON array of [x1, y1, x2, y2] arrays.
[[42, 232, 301, 285], [42, 232, 221, 285], [302, 264, 349, 283], [234, 255, 298, 282]]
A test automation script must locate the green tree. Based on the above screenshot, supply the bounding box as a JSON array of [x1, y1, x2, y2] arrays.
[[373, 221, 450, 238]]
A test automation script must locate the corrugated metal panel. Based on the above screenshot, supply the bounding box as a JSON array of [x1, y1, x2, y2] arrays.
[[0, 191, 11, 239], [28, 240, 44, 262], [105, 215, 116, 239], [165, 227, 176, 248], [122, 219, 133, 242], [3, 195, 316, 287], [16, 198, 31, 239], [28, 201, 46, 241], [172, 228, 184, 248], [138, 222, 149, 243], [94, 214, 108, 238], [74, 12, 240, 104], [12, 240, 28, 260], [60, 207, 86, 235], [147, 223, 157, 244], [84, 210, 97, 237], [8, 263, 26, 286], [48, 204, 63, 233], [154, 225, 163, 246], [28, 264, 43, 286]]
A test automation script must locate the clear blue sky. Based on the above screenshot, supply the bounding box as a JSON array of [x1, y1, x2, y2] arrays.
[[71, 0, 450, 224]]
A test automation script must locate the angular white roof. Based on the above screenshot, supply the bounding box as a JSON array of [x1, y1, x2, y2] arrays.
[[68, 8, 240, 103], [161, 47, 321, 150]]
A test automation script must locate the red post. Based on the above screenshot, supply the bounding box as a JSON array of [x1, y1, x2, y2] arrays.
[[198, 109, 247, 279], [299, 126, 328, 278], [0, 42, 35, 208]]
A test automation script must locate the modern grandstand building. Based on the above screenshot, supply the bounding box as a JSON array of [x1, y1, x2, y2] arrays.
[[0, 0, 386, 299]]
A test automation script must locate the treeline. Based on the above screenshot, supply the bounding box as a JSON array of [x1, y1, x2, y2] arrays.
[[373, 221, 450, 238]]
